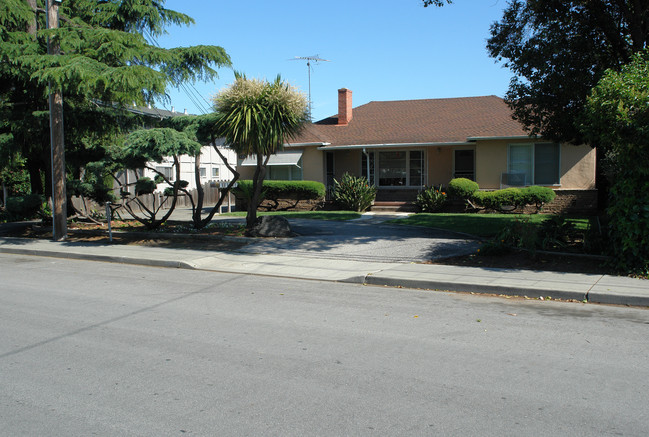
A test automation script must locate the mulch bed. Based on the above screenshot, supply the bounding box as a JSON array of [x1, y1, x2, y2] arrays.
[[432, 250, 617, 275]]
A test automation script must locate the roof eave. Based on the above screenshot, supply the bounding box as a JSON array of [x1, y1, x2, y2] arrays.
[[317, 141, 474, 151], [285, 142, 330, 148], [466, 135, 538, 142]]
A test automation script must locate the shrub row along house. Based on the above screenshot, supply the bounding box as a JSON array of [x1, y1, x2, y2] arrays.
[[237, 89, 597, 213]]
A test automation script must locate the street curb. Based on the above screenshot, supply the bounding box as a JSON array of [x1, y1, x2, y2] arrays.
[[1, 241, 646, 308], [363, 275, 588, 302], [0, 247, 198, 270], [587, 288, 649, 307]]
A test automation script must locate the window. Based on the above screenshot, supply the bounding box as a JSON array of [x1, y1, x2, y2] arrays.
[[508, 143, 560, 185], [199, 167, 206, 178], [409, 151, 423, 186], [267, 158, 303, 180], [212, 167, 220, 178], [362, 150, 424, 187], [155, 166, 173, 181]]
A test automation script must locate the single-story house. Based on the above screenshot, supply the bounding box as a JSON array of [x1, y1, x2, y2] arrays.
[[237, 89, 597, 212]]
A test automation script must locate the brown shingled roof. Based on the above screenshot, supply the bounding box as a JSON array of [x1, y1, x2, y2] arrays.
[[289, 95, 529, 147]]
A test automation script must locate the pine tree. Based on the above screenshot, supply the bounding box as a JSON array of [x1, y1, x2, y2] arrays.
[[0, 0, 231, 199]]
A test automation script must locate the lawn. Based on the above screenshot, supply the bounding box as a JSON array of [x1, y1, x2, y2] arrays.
[[389, 213, 593, 238]]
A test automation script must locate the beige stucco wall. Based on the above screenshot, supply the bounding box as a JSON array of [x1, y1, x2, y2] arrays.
[[427, 146, 453, 186], [560, 144, 596, 189], [237, 162, 255, 180], [475, 139, 515, 189], [301, 147, 325, 183], [474, 139, 595, 190]]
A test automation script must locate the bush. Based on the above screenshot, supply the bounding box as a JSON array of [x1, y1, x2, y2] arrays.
[[492, 215, 538, 252], [5, 194, 44, 220], [332, 173, 377, 212], [448, 178, 479, 200], [537, 216, 577, 250], [135, 177, 156, 195], [606, 174, 649, 274], [415, 185, 447, 212], [474, 186, 556, 211], [474, 188, 523, 210], [521, 186, 556, 210], [234, 180, 325, 201]]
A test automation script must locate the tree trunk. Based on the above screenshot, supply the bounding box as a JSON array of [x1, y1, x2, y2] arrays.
[[192, 153, 204, 228], [25, 0, 37, 35], [27, 155, 44, 195], [195, 137, 241, 229], [246, 152, 269, 231]]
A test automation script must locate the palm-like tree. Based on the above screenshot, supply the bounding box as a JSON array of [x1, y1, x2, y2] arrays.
[[213, 74, 309, 230]]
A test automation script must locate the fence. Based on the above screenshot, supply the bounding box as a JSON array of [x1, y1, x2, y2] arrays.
[[70, 182, 234, 218]]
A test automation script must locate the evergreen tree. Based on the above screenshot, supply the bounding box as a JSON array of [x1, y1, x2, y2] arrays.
[[0, 0, 231, 199]]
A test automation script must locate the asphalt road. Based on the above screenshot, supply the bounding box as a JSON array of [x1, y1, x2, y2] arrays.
[[2, 254, 648, 436]]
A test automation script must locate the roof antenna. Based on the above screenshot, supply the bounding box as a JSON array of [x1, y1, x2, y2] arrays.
[[292, 55, 330, 118]]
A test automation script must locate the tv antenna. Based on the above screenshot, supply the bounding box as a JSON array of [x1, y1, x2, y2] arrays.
[[292, 54, 330, 117]]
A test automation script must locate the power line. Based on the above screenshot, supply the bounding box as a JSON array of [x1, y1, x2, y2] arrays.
[[143, 29, 212, 115]]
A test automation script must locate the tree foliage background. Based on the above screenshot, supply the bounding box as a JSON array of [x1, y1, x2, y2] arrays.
[[581, 50, 649, 273], [429, 0, 649, 272], [0, 0, 230, 200], [486, 0, 649, 144]]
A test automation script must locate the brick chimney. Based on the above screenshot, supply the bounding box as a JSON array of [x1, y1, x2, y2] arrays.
[[338, 88, 352, 125]]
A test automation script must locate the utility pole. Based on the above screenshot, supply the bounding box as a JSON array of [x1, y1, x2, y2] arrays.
[[47, 0, 66, 241]]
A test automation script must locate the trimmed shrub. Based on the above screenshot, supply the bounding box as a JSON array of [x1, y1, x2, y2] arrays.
[[415, 185, 447, 212], [521, 186, 556, 210], [332, 173, 377, 212], [475, 186, 556, 211], [235, 180, 325, 201], [448, 178, 479, 200], [5, 194, 44, 219], [135, 177, 156, 195], [474, 188, 523, 210]]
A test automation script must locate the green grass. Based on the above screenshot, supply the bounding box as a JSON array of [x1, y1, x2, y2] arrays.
[[389, 213, 593, 238], [219, 210, 362, 221]]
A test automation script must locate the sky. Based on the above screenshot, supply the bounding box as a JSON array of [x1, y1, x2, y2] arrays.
[[155, 0, 514, 122]]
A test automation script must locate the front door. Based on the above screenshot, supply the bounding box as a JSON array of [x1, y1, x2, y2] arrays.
[[454, 149, 475, 181]]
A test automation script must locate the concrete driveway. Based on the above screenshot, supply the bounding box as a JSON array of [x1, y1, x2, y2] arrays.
[[118, 206, 481, 263], [234, 214, 480, 263]]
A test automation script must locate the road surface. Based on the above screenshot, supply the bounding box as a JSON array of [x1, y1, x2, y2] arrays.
[[1, 254, 648, 436]]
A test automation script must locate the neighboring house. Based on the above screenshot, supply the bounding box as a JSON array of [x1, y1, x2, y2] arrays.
[[237, 89, 597, 211], [117, 106, 237, 195]]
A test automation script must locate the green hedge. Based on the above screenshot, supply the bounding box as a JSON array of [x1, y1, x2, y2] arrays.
[[474, 186, 556, 211], [5, 194, 43, 219], [235, 180, 326, 200], [521, 186, 556, 208], [448, 178, 479, 199]]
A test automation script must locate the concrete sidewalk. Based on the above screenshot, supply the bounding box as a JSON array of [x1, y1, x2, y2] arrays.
[[1, 236, 647, 307]]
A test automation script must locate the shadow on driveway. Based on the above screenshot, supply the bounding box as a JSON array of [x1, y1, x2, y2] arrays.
[[235, 217, 480, 263]]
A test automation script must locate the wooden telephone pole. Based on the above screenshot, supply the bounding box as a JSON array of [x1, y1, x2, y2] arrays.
[[47, 0, 67, 241]]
